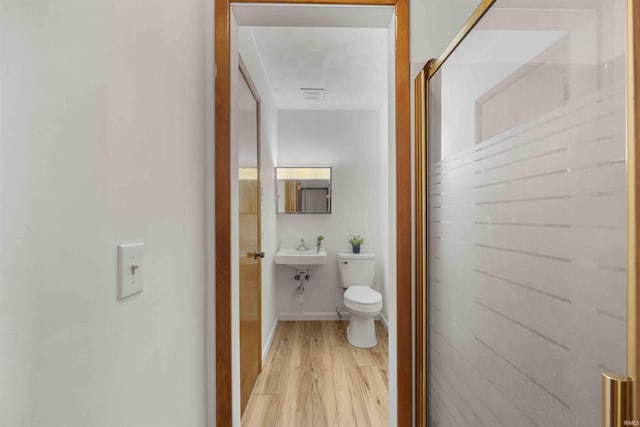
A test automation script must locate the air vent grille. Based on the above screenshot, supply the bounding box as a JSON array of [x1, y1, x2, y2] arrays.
[[301, 88, 325, 101]]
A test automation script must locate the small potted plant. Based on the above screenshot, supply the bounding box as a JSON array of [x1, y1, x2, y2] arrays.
[[316, 235, 324, 253], [349, 235, 365, 254]]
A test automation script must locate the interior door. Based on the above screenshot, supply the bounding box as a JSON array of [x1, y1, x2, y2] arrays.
[[238, 61, 261, 414]]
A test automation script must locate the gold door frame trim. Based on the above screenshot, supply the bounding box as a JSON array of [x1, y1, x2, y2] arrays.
[[426, 0, 496, 80], [414, 67, 426, 427], [214, 0, 411, 425], [628, 0, 639, 420], [416, 2, 496, 425], [416, 0, 640, 424]]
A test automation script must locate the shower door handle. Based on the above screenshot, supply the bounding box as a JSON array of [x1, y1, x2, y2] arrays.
[[601, 372, 633, 427]]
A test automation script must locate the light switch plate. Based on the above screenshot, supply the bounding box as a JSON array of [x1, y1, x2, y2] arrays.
[[118, 243, 144, 300]]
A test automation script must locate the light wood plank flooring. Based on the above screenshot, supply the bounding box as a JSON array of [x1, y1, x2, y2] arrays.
[[242, 320, 388, 427]]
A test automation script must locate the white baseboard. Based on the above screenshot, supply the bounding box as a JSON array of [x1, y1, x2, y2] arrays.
[[262, 315, 279, 364], [377, 312, 389, 330], [279, 312, 342, 321], [277, 311, 388, 330]]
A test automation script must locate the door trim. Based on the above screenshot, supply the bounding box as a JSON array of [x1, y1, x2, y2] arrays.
[[213, 0, 410, 425]]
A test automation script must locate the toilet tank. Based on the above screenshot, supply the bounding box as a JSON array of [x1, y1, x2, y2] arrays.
[[337, 253, 376, 287]]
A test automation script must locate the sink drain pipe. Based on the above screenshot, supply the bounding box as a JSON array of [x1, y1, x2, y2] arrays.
[[294, 268, 310, 304]]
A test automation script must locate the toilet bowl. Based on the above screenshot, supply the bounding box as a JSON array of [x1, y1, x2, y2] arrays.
[[338, 253, 383, 348]]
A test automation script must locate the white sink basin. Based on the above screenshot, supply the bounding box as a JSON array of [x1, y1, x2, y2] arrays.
[[275, 249, 327, 267]]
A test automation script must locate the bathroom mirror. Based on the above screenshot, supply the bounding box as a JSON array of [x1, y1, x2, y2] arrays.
[[275, 167, 332, 214]]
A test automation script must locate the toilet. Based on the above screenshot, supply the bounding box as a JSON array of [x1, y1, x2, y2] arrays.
[[338, 253, 383, 348]]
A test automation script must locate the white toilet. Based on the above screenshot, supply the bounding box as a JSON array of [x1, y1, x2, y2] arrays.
[[338, 253, 382, 348]]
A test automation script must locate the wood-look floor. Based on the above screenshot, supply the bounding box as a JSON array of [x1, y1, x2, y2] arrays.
[[241, 321, 389, 427]]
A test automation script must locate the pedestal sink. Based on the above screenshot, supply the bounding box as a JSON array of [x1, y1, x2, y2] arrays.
[[275, 249, 327, 267]]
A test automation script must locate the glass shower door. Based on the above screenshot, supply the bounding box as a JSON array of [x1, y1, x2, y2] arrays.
[[426, 0, 630, 425]]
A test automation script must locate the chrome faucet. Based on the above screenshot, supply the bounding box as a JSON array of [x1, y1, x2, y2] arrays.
[[297, 238, 308, 251]]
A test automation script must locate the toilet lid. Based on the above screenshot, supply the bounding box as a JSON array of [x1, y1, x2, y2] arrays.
[[344, 286, 382, 305]]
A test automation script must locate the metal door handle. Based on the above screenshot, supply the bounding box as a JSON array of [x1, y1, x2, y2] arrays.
[[602, 371, 633, 427], [253, 251, 265, 259]]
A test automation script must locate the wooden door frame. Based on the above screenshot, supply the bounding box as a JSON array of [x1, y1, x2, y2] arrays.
[[214, 0, 410, 425]]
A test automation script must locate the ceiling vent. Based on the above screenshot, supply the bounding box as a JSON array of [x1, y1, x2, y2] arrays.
[[301, 88, 325, 101]]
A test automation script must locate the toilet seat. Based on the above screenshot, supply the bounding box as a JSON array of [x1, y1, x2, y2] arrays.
[[344, 286, 382, 313]]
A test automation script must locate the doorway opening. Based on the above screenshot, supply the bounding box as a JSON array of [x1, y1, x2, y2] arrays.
[[213, 2, 411, 426]]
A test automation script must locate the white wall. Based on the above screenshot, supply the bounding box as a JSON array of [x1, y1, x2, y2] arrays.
[[276, 110, 385, 317], [0, 1, 488, 425], [0, 1, 207, 426], [384, 16, 398, 426], [205, 0, 216, 424], [238, 29, 280, 361]]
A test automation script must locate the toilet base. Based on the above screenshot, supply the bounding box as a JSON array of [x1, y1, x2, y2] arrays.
[[347, 314, 378, 348]]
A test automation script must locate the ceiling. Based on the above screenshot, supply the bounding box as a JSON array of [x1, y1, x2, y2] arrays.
[[241, 27, 388, 110]]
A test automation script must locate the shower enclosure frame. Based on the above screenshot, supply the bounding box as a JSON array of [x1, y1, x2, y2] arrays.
[[414, 0, 640, 424]]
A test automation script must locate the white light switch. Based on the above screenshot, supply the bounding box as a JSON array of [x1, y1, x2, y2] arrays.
[[118, 243, 144, 300]]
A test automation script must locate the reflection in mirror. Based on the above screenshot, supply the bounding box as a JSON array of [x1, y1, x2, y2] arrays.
[[276, 167, 331, 214]]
